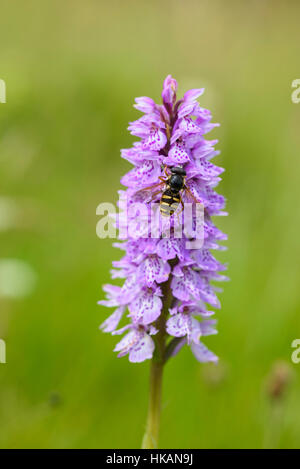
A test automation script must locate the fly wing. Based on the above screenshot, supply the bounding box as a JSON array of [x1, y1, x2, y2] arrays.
[[133, 181, 165, 203]]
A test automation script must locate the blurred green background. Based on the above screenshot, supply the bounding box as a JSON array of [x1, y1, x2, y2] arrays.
[[0, 0, 300, 449]]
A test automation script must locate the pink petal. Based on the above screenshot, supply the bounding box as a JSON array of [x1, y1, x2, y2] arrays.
[[166, 313, 191, 338], [143, 129, 167, 151], [163, 141, 190, 165], [129, 290, 162, 325], [129, 333, 155, 362], [100, 307, 125, 333], [190, 341, 218, 363]]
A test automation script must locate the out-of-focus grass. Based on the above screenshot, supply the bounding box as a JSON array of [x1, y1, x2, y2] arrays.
[[0, 0, 300, 448]]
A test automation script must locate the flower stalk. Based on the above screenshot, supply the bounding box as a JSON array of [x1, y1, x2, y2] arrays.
[[142, 359, 164, 449]]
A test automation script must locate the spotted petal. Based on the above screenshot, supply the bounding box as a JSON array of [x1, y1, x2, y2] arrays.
[[166, 313, 192, 338], [156, 238, 184, 261], [114, 330, 138, 357], [129, 333, 155, 363], [163, 141, 190, 165], [129, 289, 162, 325], [171, 276, 191, 302], [180, 117, 203, 134], [100, 306, 125, 333], [143, 129, 167, 151], [190, 341, 218, 363], [140, 256, 171, 287], [194, 249, 224, 271], [121, 160, 161, 187]]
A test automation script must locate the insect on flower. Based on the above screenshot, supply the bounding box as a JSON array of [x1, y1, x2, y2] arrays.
[[98, 74, 228, 448], [136, 165, 200, 217], [99, 74, 227, 364]]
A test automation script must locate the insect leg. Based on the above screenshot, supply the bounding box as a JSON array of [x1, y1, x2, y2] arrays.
[[163, 165, 170, 178], [184, 185, 202, 204]]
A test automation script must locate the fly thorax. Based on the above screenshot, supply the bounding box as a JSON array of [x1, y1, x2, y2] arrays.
[[170, 174, 183, 191]]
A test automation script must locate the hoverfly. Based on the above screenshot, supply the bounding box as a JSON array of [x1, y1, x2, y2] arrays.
[[136, 166, 198, 217]]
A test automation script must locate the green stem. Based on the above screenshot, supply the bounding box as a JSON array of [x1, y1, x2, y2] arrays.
[[141, 359, 164, 449]]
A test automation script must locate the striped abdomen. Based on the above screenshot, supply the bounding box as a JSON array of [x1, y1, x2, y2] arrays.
[[160, 188, 181, 217]]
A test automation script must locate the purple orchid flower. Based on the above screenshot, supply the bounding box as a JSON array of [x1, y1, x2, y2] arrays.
[[166, 303, 218, 362], [99, 76, 227, 366], [113, 324, 158, 363]]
